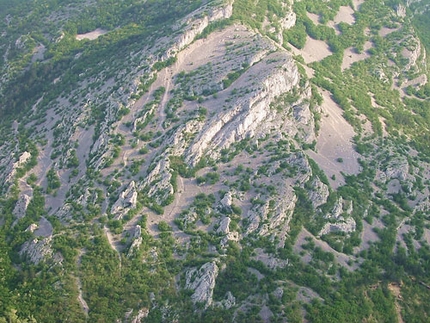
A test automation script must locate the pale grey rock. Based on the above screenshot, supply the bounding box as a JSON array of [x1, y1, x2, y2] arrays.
[[329, 197, 344, 220], [90, 132, 108, 158], [182, 211, 199, 229], [385, 159, 410, 181], [56, 203, 74, 220], [280, 12, 296, 30], [13, 193, 32, 219], [185, 261, 219, 308], [252, 248, 289, 269], [217, 217, 231, 235], [76, 188, 96, 209], [220, 232, 240, 249], [214, 291, 236, 310], [185, 52, 300, 166], [402, 37, 425, 72], [319, 217, 356, 236], [245, 189, 297, 245], [20, 236, 59, 265], [326, 197, 353, 221], [264, 193, 296, 232], [220, 191, 233, 211], [291, 153, 312, 184], [130, 308, 149, 323], [111, 181, 138, 220], [127, 225, 143, 257], [132, 102, 157, 132], [259, 305, 273, 322], [15, 35, 26, 49], [26, 223, 38, 233], [246, 207, 262, 234], [374, 68, 389, 83], [17, 151, 31, 165], [169, 120, 205, 156], [396, 4, 407, 17], [308, 177, 329, 209], [273, 287, 284, 299], [168, 3, 233, 57], [293, 87, 316, 143], [140, 158, 174, 205], [6, 151, 32, 182]]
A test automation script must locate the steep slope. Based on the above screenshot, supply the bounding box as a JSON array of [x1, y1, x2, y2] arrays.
[[1, 0, 430, 322]]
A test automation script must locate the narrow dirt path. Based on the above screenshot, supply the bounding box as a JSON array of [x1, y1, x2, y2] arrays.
[[156, 68, 172, 130], [76, 249, 89, 317], [104, 226, 122, 268]]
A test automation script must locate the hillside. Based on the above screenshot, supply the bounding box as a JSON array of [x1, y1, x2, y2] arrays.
[[1, 0, 430, 322]]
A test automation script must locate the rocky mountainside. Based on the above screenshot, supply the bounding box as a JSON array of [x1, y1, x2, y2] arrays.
[[1, 0, 430, 322]]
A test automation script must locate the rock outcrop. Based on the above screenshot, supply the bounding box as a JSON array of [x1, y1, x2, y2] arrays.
[[320, 197, 356, 236], [185, 261, 219, 308], [185, 51, 300, 166], [139, 158, 174, 205], [13, 193, 32, 220], [20, 236, 58, 265], [217, 217, 231, 235], [111, 181, 138, 220], [130, 308, 149, 323], [308, 177, 329, 209], [214, 291, 236, 310], [168, 3, 233, 57], [127, 225, 143, 257], [319, 217, 357, 236], [5, 151, 32, 183]]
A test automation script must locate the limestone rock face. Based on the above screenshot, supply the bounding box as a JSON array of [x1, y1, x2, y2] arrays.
[[396, 4, 407, 17], [219, 191, 233, 212], [214, 291, 236, 310], [217, 217, 231, 235], [169, 3, 233, 56], [5, 151, 32, 182], [26, 223, 38, 233], [128, 225, 143, 257], [273, 287, 284, 299], [56, 203, 74, 221], [280, 12, 296, 30], [245, 188, 297, 245], [185, 52, 300, 166], [20, 236, 55, 265], [130, 308, 149, 323], [402, 37, 422, 72], [13, 193, 32, 219], [327, 197, 352, 220], [111, 181, 138, 220], [319, 217, 357, 236], [220, 232, 240, 248], [320, 196, 356, 236], [308, 177, 329, 209], [139, 158, 174, 205], [385, 159, 410, 181], [185, 261, 219, 307]]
